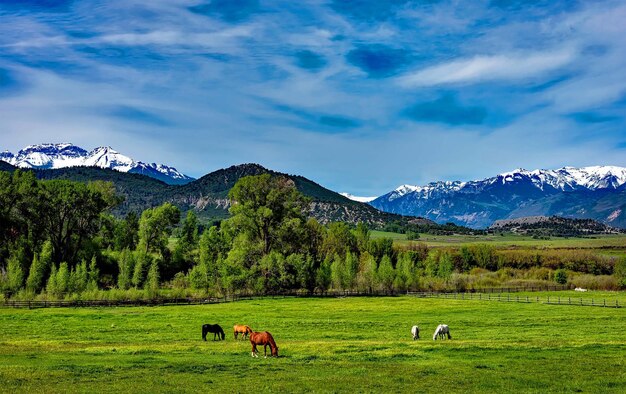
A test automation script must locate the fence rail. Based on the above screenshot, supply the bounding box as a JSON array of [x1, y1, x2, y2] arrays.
[[0, 284, 595, 309], [407, 291, 621, 308]]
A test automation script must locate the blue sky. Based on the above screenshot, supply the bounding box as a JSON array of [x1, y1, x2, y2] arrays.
[[1, 0, 626, 196]]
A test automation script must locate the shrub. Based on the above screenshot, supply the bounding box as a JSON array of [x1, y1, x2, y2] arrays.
[[554, 269, 568, 285]]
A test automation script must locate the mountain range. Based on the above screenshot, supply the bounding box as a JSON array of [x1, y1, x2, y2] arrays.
[[0, 158, 436, 229], [366, 166, 626, 229], [0, 143, 194, 185]]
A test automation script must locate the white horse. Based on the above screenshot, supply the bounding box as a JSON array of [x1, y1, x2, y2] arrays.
[[433, 324, 451, 340], [411, 325, 420, 340]]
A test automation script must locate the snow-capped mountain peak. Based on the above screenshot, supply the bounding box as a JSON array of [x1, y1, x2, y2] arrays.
[[0, 143, 194, 185], [370, 165, 626, 228], [339, 193, 377, 203]]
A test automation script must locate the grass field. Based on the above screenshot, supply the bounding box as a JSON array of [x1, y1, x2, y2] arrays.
[[1, 296, 625, 393], [371, 230, 626, 251]]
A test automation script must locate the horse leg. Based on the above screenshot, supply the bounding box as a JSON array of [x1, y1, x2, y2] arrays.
[[264, 344, 268, 358], [251, 344, 258, 358]]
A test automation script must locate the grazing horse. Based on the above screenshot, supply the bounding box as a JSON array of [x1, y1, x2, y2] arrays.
[[411, 325, 420, 340], [202, 324, 225, 341], [250, 331, 279, 358], [433, 324, 451, 340], [233, 324, 253, 340]]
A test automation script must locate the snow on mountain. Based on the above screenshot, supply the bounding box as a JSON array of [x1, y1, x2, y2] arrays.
[[381, 166, 626, 202], [370, 165, 626, 228], [339, 193, 377, 203], [0, 143, 194, 185]]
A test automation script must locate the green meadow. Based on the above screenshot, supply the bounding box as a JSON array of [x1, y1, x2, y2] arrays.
[[370, 230, 626, 251], [1, 296, 625, 393]]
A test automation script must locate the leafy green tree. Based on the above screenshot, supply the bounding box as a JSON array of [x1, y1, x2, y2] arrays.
[[37, 180, 120, 264], [344, 251, 359, 290], [330, 253, 346, 290], [226, 174, 309, 255], [316, 255, 332, 292], [117, 248, 135, 290], [114, 212, 139, 251], [137, 203, 180, 255], [354, 223, 370, 253], [396, 251, 417, 291], [357, 252, 377, 292], [322, 222, 357, 259], [377, 255, 395, 292], [0, 171, 39, 264], [292, 254, 316, 292], [198, 225, 229, 286], [179, 211, 199, 249], [188, 261, 209, 290], [369, 238, 395, 263], [132, 250, 151, 288], [145, 260, 160, 297], [437, 252, 453, 280]]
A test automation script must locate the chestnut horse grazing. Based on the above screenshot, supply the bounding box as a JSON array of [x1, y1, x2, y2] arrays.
[[250, 331, 278, 358], [233, 324, 253, 340]]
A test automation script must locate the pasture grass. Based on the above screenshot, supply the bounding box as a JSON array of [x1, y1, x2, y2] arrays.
[[371, 230, 626, 251], [1, 296, 625, 393]]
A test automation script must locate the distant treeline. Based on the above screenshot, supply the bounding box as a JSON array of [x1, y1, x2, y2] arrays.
[[1, 170, 625, 300]]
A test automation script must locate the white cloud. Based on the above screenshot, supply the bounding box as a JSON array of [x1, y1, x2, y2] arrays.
[[398, 49, 576, 87]]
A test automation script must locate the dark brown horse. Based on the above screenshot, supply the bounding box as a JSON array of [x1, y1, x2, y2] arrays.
[[202, 324, 225, 341], [250, 331, 278, 358]]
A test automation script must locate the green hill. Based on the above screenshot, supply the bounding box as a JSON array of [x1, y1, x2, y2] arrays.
[[1, 163, 434, 228]]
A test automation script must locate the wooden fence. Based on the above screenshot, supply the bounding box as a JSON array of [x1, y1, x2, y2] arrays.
[[1, 284, 594, 309], [408, 291, 622, 308]]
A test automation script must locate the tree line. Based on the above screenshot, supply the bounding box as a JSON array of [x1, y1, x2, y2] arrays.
[[1, 170, 625, 300]]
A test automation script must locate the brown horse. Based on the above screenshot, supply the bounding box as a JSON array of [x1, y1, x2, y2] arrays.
[[250, 331, 278, 358], [233, 324, 253, 340]]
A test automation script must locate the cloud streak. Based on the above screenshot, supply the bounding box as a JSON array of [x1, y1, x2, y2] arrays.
[[398, 49, 575, 87]]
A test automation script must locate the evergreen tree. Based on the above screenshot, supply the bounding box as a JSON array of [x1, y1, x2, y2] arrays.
[[26, 241, 53, 294], [56, 262, 70, 295], [26, 253, 45, 293], [70, 260, 88, 293], [46, 265, 58, 296], [87, 256, 99, 291], [6, 254, 25, 294]]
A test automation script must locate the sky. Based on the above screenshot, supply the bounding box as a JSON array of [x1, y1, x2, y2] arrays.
[[1, 0, 626, 196]]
